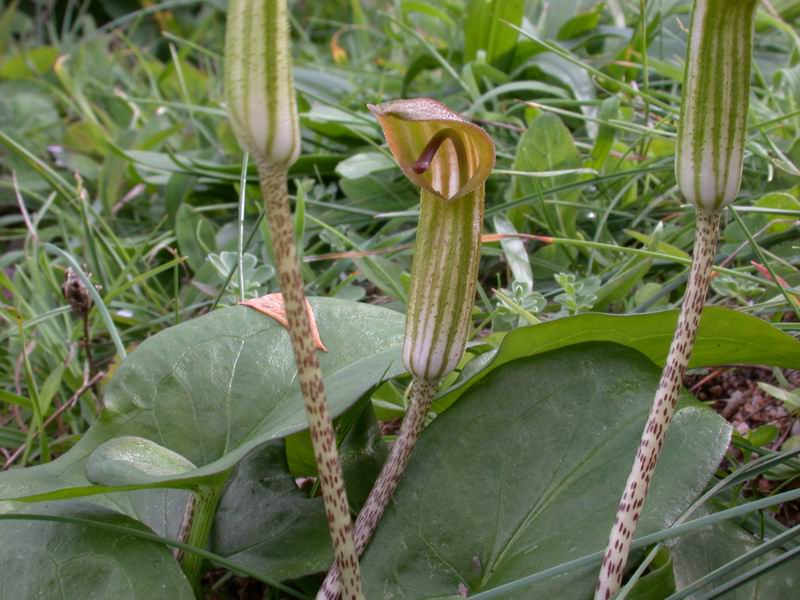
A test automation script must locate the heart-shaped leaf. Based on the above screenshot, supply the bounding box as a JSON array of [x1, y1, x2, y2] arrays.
[[211, 441, 330, 580], [360, 343, 731, 598], [0, 502, 194, 600], [0, 299, 405, 535]]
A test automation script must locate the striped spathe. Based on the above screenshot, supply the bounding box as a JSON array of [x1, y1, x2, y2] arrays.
[[404, 188, 484, 381], [597, 3, 759, 598], [369, 99, 495, 382], [675, 0, 758, 210], [224, 0, 301, 167]]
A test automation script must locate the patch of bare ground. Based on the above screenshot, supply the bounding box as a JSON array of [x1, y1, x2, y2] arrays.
[[685, 367, 800, 527]]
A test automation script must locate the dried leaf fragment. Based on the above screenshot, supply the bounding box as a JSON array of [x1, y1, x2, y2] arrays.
[[241, 293, 328, 352]]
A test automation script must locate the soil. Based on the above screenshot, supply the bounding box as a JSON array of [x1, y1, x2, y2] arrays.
[[685, 366, 800, 527]]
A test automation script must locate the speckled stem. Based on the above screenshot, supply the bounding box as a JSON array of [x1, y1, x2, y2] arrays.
[[595, 208, 721, 599], [317, 378, 438, 600], [257, 161, 363, 600], [177, 485, 223, 596], [318, 178, 484, 599]]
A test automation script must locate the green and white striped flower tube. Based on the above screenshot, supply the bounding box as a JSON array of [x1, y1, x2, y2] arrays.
[[224, 0, 300, 167], [675, 0, 757, 211], [596, 2, 758, 598], [225, 2, 363, 599], [317, 98, 495, 600], [370, 99, 495, 382]]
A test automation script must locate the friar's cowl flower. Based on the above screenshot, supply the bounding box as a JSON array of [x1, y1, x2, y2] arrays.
[[224, 2, 363, 598], [316, 99, 496, 600], [597, 2, 759, 599], [369, 98, 495, 382]]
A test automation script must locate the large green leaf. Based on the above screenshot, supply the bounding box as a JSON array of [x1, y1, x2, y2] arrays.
[[360, 343, 730, 599], [211, 441, 330, 580], [0, 299, 405, 533], [0, 502, 194, 600], [435, 307, 800, 412]]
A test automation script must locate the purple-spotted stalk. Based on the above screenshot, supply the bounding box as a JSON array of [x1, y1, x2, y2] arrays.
[[595, 1, 758, 598], [224, 2, 363, 598], [317, 99, 495, 600]]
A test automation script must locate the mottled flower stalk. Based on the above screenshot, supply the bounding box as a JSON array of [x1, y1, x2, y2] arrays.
[[318, 99, 495, 600], [225, 2, 363, 598], [596, 1, 758, 598], [175, 485, 224, 594]]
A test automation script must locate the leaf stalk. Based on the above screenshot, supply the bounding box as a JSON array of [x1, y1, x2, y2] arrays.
[[177, 485, 224, 596]]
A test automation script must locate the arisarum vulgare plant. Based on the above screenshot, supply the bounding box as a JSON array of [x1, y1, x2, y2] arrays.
[[595, 1, 759, 598], [225, 1, 363, 598], [317, 98, 495, 600]]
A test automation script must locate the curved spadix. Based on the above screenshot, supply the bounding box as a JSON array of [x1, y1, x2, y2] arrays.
[[370, 98, 495, 382], [368, 98, 495, 201]]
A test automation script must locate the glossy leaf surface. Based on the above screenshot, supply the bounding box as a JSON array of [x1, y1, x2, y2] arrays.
[[213, 402, 388, 580], [0, 299, 405, 530], [435, 307, 800, 412], [360, 344, 731, 598]]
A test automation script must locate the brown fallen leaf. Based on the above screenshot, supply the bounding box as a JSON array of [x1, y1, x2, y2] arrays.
[[241, 293, 328, 352]]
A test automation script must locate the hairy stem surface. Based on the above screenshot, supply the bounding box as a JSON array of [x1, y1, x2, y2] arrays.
[[317, 378, 438, 600], [257, 161, 363, 600], [595, 208, 721, 599]]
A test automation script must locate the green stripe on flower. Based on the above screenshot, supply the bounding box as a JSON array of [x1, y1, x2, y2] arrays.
[[675, 0, 758, 210], [225, 3, 363, 598], [316, 99, 496, 600], [224, 0, 301, 166], [597, 2, 759, 598], [369, 99, 495, 381], [404, 188, 484, 381]]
